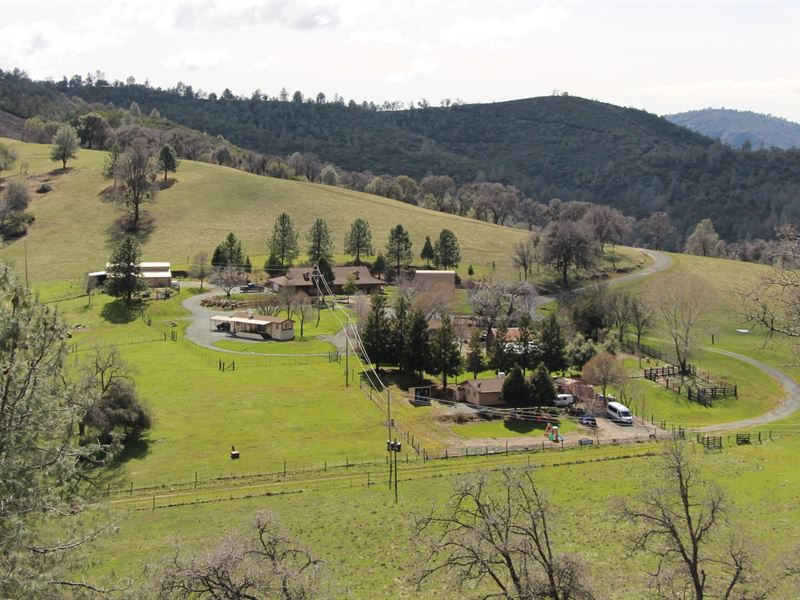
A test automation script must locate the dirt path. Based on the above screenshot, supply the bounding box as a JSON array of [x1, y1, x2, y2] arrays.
[[696, 348, 800, 432], [531, 249, 671, 312]]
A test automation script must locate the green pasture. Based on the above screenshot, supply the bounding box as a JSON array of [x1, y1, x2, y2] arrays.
[[72, 434, 800, 599]]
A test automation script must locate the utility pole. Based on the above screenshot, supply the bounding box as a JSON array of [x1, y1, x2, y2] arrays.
[[387, 439, 401, 503], [24, 240, 28, 288], [345, 325, 349, 387]]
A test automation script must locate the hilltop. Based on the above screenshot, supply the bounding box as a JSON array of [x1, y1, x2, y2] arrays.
[[667, 107, 800, 149]]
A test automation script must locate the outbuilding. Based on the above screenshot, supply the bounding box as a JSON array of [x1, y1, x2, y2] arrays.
[[210, 311, 295, 341], [458, 376, 506, 407]]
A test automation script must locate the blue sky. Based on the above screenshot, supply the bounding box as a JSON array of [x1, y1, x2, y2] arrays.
[[2, 1, 799, 120]]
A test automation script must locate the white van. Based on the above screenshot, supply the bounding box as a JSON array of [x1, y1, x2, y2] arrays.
[[554, 394, 574, 407], [607, 401, 634, 425]]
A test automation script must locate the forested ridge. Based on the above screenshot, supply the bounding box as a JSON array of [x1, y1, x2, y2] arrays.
[[667, 108, 800, 150], [3, 69, 800, 242]]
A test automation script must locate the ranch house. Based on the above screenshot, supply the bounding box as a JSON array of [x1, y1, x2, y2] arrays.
[[269, 266, 385, 295], [457, 376, 506, 407], [88, 261, 173, 288]]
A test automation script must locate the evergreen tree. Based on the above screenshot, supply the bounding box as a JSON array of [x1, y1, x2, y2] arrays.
[[421, 236, 435, 268], [343, 218, 374, 264], [270, 213, 300, 267], [386, 224, 413, 274], [433, 228, 461, 269], [264, 253, 283, 276], [404, 310, 431, 377], [213, 232, 245, 268], [362, 294, 390, 369], [488, 321, 513, 373], [501, 367, 533, 407], [50, 123, 79, 169], [530, 363, 557, 407], [244, 256, 252, 273], [157, 143, 179, 182], [516, 313, 538, 373], [372, 253, 387, 279], [306, 218, 334, 266], [537, 314, 567, 373], [466, 331, 485, 379], [106, 236, 147, 303], [391, 295, 410, 368], [316, 256, 334, 290], [468, 264, 475, 277], [429, 314, 462, 391]]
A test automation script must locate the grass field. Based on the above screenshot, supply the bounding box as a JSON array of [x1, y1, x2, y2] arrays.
[[72, 434, 800, 598], [0, 137, 645, 290]]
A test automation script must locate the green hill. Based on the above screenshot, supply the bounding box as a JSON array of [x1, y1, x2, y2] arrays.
[[667, 108, 800, 149], [44, 81, 800, 242], [2, 138, 642, 290]]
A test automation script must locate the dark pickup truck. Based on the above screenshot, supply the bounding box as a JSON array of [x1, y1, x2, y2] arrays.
[[239, 283, 265, 293]]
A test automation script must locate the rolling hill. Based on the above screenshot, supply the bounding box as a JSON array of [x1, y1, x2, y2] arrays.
[[666, 108, 800, 149], [0, 137, 643, 290]]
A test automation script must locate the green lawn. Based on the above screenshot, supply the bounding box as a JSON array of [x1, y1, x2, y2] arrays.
[[72, 434, 800, 599]]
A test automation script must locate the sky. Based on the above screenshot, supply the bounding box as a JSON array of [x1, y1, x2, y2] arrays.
[[2, 0, 800, 120]]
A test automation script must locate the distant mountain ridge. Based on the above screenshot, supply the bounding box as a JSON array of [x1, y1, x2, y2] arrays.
[[666, 108, 800, 149], [5, 69, 800, 243]]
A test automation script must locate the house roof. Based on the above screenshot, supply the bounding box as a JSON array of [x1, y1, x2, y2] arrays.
[[231, 311, 292, 324], [490, 327, 522, 342], [141, 271, 172, 278], [139, 262, 171, 268], [462, 377, 505, 394], [271, 266, 384, 288]]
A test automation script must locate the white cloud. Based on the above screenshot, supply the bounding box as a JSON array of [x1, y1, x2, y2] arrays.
[[0, 20, 122, 66], [386, 59, 438, 84], [351, 28, 407, 46], [440, 4, 569, 46], [641, 78, 800, 98], [250, 55, 281, 72], [164, 48, 231, 71]]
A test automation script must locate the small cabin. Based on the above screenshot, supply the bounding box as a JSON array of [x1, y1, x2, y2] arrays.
[[458, 376, 506, 407]]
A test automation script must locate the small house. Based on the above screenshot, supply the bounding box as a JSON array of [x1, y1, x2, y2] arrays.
[[210, 311, 295, 341], [458, 376, 506, 407], [92, 261, 173, 288], [553, 377, 595, 401]]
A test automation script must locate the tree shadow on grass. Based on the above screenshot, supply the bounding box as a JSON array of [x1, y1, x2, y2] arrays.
[[110, 437, 151, 468], [101, 299, 145, 324], [158, 178, 177, 190], [106, 213, 155, 244], [364, 368, 433, 392], [504, 419, 553, 434]]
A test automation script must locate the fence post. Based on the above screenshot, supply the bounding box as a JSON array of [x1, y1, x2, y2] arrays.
[[195, 471, 198, 489]]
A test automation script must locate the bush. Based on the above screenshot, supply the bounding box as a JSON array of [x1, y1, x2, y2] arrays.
[[83, 380, 151, 445], [35, 183, 52, 194]]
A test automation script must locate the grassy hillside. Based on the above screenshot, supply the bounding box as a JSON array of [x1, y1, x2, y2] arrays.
[[0, 138, 643, 292], [667, 108, 800, 149]]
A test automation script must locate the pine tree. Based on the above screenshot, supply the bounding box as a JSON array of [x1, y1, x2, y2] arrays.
[[372, 253, 387, 279], [530, 363, 556, 407], [538, 314, 567, 374], [157, 144, 179, 182], [343, 218, 374, 264], [433, 229, 461, 269], [466, 331, 485, 379], [386, 224, 413, 274], [517, 313, 538, 373], [429, 314, 462, 391], [404, 310, 431, 376], [306, 218, 333, 266], [316, 256, 334, 289], [489, 321, 513, 373], [269, 213, 300, 267], [362, 294, 390, 369], [501, 367, 532, 407], [421, 236, 435, 268], [106, 236, 147, 304], [213, 232, 245, 268], [391, 295, 410, 368], [244, 256, 252, 273]]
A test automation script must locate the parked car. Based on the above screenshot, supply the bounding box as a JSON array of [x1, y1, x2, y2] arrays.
[[607, 401, 634, 425], [240, 283, 265, 293], [579, 415, 597, 428]]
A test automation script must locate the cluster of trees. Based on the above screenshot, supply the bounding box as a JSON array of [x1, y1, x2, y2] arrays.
[[361, 294, 462, 389], [0, 171, 34, 238]]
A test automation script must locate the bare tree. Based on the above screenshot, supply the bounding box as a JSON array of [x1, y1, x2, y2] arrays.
[[581, 205, 630, 253], [114, 143, 158, 230], [294, 294, 312, 337], [157, 511, 325, 599], [190, 252, 211, 292], [620, 441, 765, 600], [581, 352, 625, 399], [649, 273, 706, 373], [277, 286, 295, 318], [741, 225, 800, 347], [512, 238, 535, 281], [541, 220, 595, 288], [607, 290, 633, 341], [629, 295, 653, 350], [252, 294, 282, 316], [415, 467, 594, 600], [211, 266, 246, 298]]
